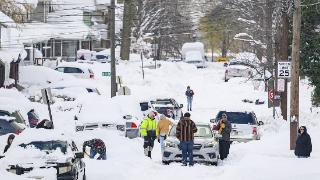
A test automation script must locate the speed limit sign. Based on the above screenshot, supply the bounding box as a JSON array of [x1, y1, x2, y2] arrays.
[[278, 62, 291, 78]]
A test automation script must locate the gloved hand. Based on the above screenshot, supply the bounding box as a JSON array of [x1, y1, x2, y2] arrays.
[[220, 123, 225, 129]]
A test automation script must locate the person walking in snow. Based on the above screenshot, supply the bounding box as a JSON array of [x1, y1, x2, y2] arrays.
[[215, 113, 231, 160], [140, 111, 158, 158], [185, 86, 194, 111], [3, 134, 15, 153], [157, 114, 173, 157], [83, 139, 106, 160], [176, 112, 197, 166], [295, 126, 312, 158], [27, 109, 39, 128]]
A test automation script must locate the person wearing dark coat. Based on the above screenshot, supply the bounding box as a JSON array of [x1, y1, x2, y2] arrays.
[[3, 134, 15, 153], [295, 126, 312, 158], [176, 112, 197, 166], [27, 109, 39, 128], [215, 113, 232, 160], [83, 139, 106, 160], [185, 86, 194, 111], [36, 119, 54, 129]]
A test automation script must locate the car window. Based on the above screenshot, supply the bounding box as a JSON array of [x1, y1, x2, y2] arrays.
[[11, 111, 25, 124], [64, 67, 83, 74], [140, 102, 149, 111], [55, 67, 64, 72], [0, 119, 15, 132], [19, 140, 68, 154], [216, 112, 256, 124], [169, 125, 213, 138], [0, 111, 10, 116]]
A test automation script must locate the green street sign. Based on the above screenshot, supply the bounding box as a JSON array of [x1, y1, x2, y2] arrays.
[[102, 72, 111, 76]]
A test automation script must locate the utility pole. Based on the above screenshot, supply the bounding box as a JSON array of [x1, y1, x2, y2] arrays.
[[110, 0, 117, 97], [290, 0, 301, 150], [279, 0, 289, 121]]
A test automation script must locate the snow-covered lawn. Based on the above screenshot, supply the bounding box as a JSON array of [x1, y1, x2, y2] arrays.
[[0, 59, 319, 180]]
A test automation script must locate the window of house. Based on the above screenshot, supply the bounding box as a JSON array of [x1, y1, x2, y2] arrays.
[[54, 40, 61, 56]]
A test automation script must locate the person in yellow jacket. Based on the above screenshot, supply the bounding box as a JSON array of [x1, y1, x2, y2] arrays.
[[140, 111, 158, 158], [157, 114, 173, 157]]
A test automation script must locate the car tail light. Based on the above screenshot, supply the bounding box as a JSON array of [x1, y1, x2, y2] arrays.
[[15, 130, 21, 135], [131, 122, 137, 128], [252, 127, 257, 135]]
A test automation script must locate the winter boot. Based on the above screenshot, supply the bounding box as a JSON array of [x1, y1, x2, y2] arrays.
[[144, 148, 148, 156]]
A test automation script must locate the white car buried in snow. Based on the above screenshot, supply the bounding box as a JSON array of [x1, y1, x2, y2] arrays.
[[2, 129, 86, 180], [162, 123, 219, 165], [224, 61, 253, 82], [55, 62, 95, 79]]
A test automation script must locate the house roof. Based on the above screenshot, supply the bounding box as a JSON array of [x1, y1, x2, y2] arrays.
[[0, 11, 14, 27]]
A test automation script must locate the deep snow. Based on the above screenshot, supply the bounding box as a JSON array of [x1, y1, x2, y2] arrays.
[[0, 58, 319, 180]]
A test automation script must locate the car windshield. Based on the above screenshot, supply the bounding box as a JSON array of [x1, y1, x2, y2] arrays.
[[169, 125, 213, 138], [151, 99, 172, 105], [19, 140, 68, 154], [187, 61, 201, 64], [216, 112, 255, 124], [154, 106, 173, 115]]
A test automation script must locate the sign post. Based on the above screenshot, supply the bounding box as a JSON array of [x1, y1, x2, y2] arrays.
[[41, 88, 54, 127]]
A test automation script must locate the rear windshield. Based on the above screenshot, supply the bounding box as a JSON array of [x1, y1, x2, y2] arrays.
[[19, 140, 68, 154], [216, 112, 256, 124]]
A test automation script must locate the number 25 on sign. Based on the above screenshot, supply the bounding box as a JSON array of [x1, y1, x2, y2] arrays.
[[278, 62, 291, 78]]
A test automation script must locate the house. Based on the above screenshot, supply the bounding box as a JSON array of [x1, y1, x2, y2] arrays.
[[0, 11, 24, 88], [21, 0, 111, 64]]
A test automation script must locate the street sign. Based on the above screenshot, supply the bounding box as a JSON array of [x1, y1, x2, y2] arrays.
[[102, 72, 111, 76], [268, 89, 274, 102], [278, 62, 291, 78], [277, 79, 285, 92]]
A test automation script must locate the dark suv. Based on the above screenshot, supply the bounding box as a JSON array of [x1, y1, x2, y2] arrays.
[[0, 110, 26, 136]]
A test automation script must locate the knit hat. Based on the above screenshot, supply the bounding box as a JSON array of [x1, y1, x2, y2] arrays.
[[184, 112, 191, 117]]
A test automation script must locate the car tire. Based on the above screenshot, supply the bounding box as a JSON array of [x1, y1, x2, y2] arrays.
[[162, 160, 170, 165]]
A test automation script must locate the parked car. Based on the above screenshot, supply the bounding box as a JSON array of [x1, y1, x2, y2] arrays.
[[75, 96, 143, 139], [3, 129, 86, 180], [211, 111, 264, 142], [224, 61, 253, 82], [0, 117, 25, 136], [150, 98, 183, 120], [162, 122, 219, 165], [55, 62, 94, 79], [0, 109, 26, 125]]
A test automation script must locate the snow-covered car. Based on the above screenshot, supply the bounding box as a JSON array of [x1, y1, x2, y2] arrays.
[[150, 98, 183, 121], [211, 111, 264, 142], [75, 96, 143, 139], [0, 116, 26, 136], [162, 123, 219, 165], [224, 61, 253, 82], [2, 129, 86, 180], [55, 62, 95, 79]]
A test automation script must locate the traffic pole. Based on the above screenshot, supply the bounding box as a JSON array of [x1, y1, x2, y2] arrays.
[[110, 0, 117, 97]]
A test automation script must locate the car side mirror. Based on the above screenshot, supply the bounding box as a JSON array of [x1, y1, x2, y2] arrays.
[[258, 121, 264, 126], [75, 152, 84, 159], [179, 104, 183, 108]]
